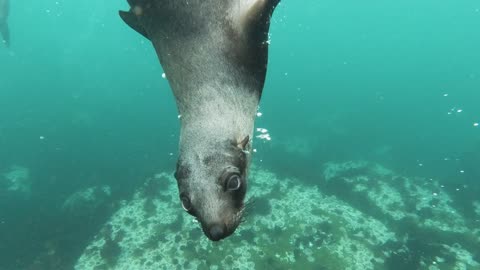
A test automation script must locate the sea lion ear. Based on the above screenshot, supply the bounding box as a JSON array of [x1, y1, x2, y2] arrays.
[[231, 0, 281, 34], [238, 135, 250, 150]]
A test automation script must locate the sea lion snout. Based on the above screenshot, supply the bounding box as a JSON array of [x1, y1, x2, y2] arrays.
[[205, 223, 228, 241], [200, 208, 242, 241], [176, 175, 246, 241], [180, 187, 244, 241], [175, 141, 249, 240]]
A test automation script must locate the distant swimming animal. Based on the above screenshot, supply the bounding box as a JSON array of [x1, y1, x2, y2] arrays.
[[120, 0, 280, 241], [0, 0, 9, 47]]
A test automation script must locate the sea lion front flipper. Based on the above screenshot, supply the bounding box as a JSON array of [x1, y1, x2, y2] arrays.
[[231, 0, 281, 38], [226, 0, 281, 97], [119, 10, 149, 40]]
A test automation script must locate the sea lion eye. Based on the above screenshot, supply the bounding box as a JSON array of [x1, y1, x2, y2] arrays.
[[180, 195, 192, 211], [226, 174, 241, 191]]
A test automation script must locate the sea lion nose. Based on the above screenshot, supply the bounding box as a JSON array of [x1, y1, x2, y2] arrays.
[[208, 224, 226, 241]]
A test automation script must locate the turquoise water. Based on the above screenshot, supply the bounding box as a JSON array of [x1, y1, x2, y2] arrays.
[[1, 0, 479, 269]]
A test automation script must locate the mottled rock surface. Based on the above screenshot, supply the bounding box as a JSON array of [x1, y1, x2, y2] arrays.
[[75, 162, 480, 270]]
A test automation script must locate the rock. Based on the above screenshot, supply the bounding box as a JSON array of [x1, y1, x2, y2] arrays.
[[474, 201, 480, 218], [62, 185, 112, 217], [1, 165, 31, 198], [322, 161, 469, 232], [74, 163, 480, 270]]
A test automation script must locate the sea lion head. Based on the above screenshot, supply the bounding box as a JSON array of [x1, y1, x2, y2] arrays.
[[174, 136, 250, 241]]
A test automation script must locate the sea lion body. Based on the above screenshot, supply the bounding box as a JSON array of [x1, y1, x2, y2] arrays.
[[120, 0, 280, 241], [0, 0, 9, 47]]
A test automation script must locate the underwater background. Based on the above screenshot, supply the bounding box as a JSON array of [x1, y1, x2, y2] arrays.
[[1, 0, 479, 269]]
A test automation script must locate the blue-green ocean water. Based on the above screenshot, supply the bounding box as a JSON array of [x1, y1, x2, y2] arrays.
[[0, 0, 479, 269]]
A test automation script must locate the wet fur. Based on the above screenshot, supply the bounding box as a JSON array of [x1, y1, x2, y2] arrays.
[[120, 0, 280, 240]]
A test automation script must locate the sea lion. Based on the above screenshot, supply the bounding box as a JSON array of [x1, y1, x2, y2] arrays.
[[119, 0, 280, 241], [0, 0, 9, 47]]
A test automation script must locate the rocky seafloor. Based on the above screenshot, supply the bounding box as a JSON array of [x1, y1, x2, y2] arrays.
[[1, 165, 31, 198], [74, 161, 480, 270]]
